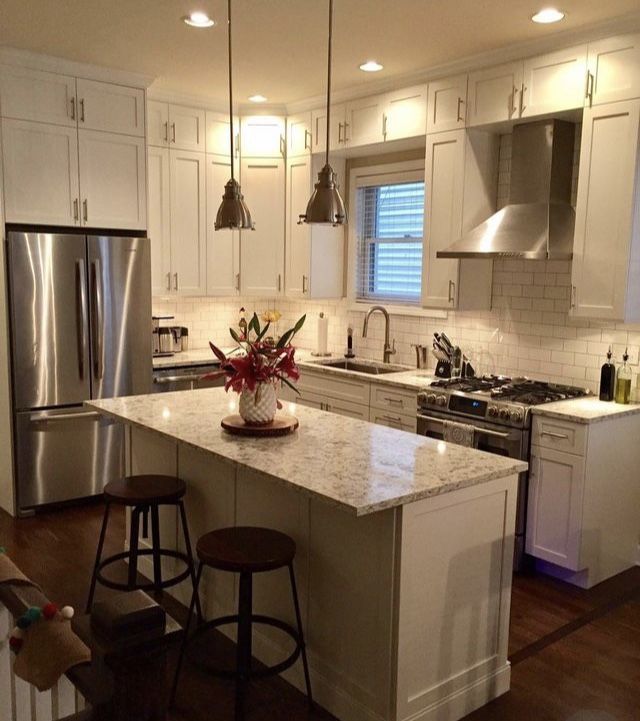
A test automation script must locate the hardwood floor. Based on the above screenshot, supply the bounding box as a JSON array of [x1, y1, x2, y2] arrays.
[[2, 502, 640, 721]]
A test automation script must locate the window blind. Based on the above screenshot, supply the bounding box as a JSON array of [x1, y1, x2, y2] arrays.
[[355, 180, 425, 303]]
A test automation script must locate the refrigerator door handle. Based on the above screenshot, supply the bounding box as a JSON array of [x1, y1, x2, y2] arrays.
[[91, 259, 104, 380], [76, 259, 89, 380]]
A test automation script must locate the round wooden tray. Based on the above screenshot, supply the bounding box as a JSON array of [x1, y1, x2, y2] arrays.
[[221, 414, 299, 437]]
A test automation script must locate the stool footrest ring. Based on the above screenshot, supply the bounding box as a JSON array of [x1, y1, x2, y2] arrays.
[[96, 549, 192, 592]]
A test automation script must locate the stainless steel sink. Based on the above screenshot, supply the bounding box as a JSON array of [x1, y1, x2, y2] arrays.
[[318, 359, 408, 375]]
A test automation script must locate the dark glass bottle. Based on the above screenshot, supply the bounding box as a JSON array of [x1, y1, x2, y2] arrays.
[[599, 346, 616, 401]]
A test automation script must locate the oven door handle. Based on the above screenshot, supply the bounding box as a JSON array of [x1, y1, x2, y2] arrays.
[[417, 413, 512, 439]]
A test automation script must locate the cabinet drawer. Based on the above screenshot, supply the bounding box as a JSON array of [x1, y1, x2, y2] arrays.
[[298, 370, 370, 406], [532, 416, 587, 456], [369, 408, 416, 433], [370, 384, 417, 415]]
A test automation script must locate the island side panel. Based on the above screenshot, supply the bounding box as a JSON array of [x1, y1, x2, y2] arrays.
[[394, 475, 517, 721]]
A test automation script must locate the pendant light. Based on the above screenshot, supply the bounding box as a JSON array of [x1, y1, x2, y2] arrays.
[[299, 0, 347, 226], [215, 0, 254, 231]]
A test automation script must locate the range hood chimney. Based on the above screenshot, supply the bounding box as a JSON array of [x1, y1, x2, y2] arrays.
[[437, 119, 576, 260]]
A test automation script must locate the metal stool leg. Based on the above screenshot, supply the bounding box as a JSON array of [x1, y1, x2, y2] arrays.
[[86, 502, 111, 613], [150, 504, 163, 595], [170, 561, 204, 708], [235, 571, 253, 721], [178, 500, 203, 623], [289, 563, 313, 707], [128, 506, 141, 588]]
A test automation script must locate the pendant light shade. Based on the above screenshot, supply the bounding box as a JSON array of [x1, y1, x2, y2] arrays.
[[216, 0, 254, 231], [300, 0, 347, 226]]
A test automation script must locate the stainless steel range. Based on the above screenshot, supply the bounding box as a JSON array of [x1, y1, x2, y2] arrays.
[[417, 376, 591, 569]]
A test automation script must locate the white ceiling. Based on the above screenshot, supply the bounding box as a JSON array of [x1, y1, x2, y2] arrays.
[[1, 0, 640, 106]]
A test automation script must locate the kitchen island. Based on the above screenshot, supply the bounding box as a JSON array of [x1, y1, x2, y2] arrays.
[[88, 389, 527, 721]]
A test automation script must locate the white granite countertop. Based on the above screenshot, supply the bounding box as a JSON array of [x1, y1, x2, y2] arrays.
[[153, 347, 236, 368], [87, 388, 526, 516], [532, 397, 640, 424]]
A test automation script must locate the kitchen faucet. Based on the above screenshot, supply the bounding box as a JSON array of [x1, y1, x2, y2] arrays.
[[362, 306, 396, 364]]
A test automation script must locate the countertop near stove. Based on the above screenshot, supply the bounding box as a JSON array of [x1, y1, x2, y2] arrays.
[[532, 397, 640, 424]]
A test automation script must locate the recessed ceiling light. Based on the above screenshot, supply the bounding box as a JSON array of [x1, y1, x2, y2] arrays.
[[183, 11, 215, 28], [248, 94, 268, 103], [359, 60, 384, 73], [531, 8, 565, 24]]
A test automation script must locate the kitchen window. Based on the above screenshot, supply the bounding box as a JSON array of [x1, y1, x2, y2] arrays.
[[352, 166, 425, 305]]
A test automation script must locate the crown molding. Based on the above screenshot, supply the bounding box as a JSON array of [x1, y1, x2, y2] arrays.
[[286, 11, 640, 114], [147, 84, 228, 112], [0, 46, 155, 89]]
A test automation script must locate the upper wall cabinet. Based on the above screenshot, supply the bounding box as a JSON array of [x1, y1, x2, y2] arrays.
[[344, 95, 386, 147], [586, 34, 640, 107], [521, 46, 587, 118], [467, 61, 523, 126], [383, 84, 427, 141], [147, 145, 172, 295], [0, 66, 77, 127], [311, 104, 346, 154], [426, 75, 467, 133], [147, 99, 169, 146], [206, 111, 239, 156], [287, 112, 312, 157], [75, 79, 145, 136], [147, 101, 206, 151], [240, 115, 285, 158]]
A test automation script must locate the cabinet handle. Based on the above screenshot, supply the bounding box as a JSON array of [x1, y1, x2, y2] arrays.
[[73, 198, 79, 221], [384, 397, 404, 406], [164, 121, 169, 142], [456, 97, 464, 123], [235, 273, 240, 291], [80, 98, 85, 123], [585, 71, 594, 107], [343, 122, 349, 142], [234, 132, 240, 157], [166, 272, 171, 291], [540, 431, 569, 440], [338, 122, 343, 144], [304, 129, 311, 151], [520, 84, 526, 115], [277, 274, 282, 292], [70, 97, 76, 121], [570, 285, 577, 308], [171, 122, 176, 143], [381, 414, 403, 426], [173, 273, 179, 291], [448, 279, 456, 303], [511, 86, 518, 117], [82, 198, 88, 222], [280, 135, 286, 157], [382, 113, 387, 138], [302, 275, 308, 294]]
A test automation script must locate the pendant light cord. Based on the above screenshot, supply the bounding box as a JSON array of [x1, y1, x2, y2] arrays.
[[227, 0, 235, 182], [325, 0, 333, 167]]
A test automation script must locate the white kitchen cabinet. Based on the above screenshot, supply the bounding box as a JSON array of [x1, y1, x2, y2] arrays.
[[586, 34, 640, 106], [383, 84, 427, 141], [77, 129, 146, 230], [287, 112, 312, 157], [147, 146, 172, 294], [239, 157, 284, 296], [344, 95, 386, 147], [571, 99, 640, 321], [285, 154, 345, 299], [169, 149, 207, 295], [426, 74, 467, 133], [76, 79, 145, 137], [467, 61, 522, 126], [1, 118, 80, 225], [240, 115, 285, 158], [206, 111, 238, 156], [369, 408, 417, 433], [168, 104, 206, 152], [0, 65, 77, 127], [521, 45, 587, 118], [147, 99, 169, 147], [206, 154, 240, 296], [311, 103, 346, 154]]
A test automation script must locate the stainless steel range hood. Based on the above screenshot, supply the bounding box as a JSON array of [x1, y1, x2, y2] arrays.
[[437, 119, 576, 260]]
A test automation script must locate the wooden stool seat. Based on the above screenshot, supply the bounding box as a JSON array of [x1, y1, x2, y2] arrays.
[[104, 475, 186, 505], [197, 526, 296, 573]]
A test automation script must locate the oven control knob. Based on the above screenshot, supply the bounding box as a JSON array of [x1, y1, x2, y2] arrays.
[[510, 408, 524, 423], [435, 395, 447, 407], [427, 393, 437, 405], [499, 408, 510, 420], [488, 405, 498, 417]]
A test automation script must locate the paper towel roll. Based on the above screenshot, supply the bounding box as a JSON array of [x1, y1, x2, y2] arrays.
[[317, 313, 329, 355]]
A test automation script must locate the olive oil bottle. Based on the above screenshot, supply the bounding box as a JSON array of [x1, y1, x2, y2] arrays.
[[615, 348, 632, 404]]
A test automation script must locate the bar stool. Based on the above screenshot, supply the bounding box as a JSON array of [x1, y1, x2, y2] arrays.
[[86, 474, 202, 621], [170, 526, 312, 721]]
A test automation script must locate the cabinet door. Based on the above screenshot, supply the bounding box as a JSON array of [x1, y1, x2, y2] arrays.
[[1, 118, 80, 226], [147, 100, 169, 147], [287, 112, 312, 156], [421, 131, 464, 309], [168, 105, 206, 152], [384, 85, 427, 141], [206, 154, 240, 296], [467, 62, 522, 126], [0, 65, 77, 127], [426, 75, 467, 133], [286, 155, 311, 297], [324, 397, 369, 421], [206, 111, 238, 156], [147, 146, 172, 295], [369, 408, 417, 433], [169, 149, 207, 295], [521, 45, 587, 118], [571, 100, 640, 320], [526, 445, 585, 571], [311, 104, 346, 153], [587, 34, 640, 106], [344, 95, 385, 147], [240, 115, 285, 158], [76, 79, 145, 137], [78, 130, 146, 230], [239, 158, 285, 295]]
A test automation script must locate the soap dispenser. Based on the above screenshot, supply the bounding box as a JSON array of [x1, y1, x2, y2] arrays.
[[615, 348, 632, 404], [599, 346, 616, 402]]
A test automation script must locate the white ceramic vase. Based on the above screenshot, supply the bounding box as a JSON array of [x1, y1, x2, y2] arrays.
[[238, 382, 277, 426]]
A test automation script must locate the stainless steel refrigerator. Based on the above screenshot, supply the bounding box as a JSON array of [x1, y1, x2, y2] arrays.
[[6, 231, 151, 513]]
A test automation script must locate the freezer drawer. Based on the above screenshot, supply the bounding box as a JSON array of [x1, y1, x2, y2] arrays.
[[15, 408, 124, 510]]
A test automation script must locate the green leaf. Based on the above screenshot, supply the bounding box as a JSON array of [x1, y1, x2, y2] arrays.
[[293, 314, 306, 334], [229, 327, 242, 344], [276, 329, 294, 348], [277, 375, 301, 395], [249, 313, 261, 336], [256, 321, 271, 342]]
